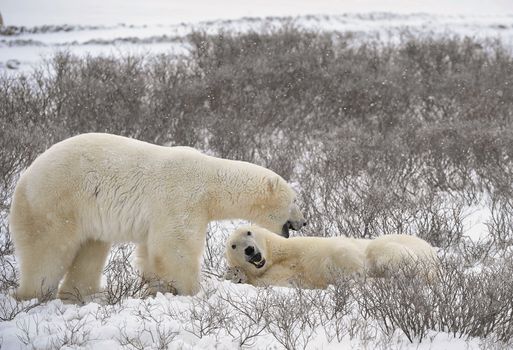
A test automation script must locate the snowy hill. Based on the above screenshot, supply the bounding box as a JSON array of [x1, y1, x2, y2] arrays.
[[1, 0, 513, 73]]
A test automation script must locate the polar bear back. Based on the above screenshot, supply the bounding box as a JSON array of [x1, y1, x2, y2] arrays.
[[13, 133, 209, 243]]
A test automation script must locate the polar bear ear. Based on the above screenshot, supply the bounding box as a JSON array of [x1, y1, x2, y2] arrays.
[[266, 176, 280, 193]]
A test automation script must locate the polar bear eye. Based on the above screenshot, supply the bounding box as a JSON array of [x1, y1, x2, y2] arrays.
[[247, 231, 252, 236], [231, 244, 236, 249]]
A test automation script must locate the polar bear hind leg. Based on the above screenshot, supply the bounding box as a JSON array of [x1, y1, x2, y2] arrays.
[[365, 242, 416, 277], [58, 240, 111, 301], [14, 225, 81, 300], [331, 245, 366, 275], [11, 176, 83, 300]]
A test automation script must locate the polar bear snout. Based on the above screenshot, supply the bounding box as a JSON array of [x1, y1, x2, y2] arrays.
[[246, 247, 262, 263], [289, 219, 307, 230], [282, 219, 307, 238], [243, 246, 266, 268]]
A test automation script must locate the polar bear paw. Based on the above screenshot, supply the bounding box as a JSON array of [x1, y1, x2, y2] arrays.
[[224, 266, 248, 284], [146, 280, 177, 296]]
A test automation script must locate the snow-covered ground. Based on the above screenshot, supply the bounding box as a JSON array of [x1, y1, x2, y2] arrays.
[[0, 279, 491, 350], [0, 218, 499, 350], [0, 282, 492, 350], [1, 1, 512, 349]]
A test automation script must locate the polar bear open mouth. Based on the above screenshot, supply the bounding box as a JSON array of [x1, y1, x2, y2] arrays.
[[282, 222, 292, 238], [249, 258, 266, 269]]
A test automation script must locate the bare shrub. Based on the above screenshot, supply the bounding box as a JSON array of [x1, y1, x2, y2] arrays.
[[413, 195, 465, 248], [174, 286, 231, 339], [0, 296, 42, 322], [0, 266, 53, 322], [454, 237, 496, 267], [487, 198, 513, 249], [217, 287, 270, 347], [314, 277, 353, 342], [202, 223, 230, 279], [117, 300, 178, 350], [48, 317, 95, 348], [118, 322, 177, 350], [263, 287, 320, 350], [351, 263, 435, 343], [351, 256, 513, 343], [434, 256, 513, 341], [0, 254, 17, 294], [103, 244, 152, 305], [16, 304, 96, 349]]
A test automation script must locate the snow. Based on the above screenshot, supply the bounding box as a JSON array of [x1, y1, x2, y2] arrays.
[[462, 204, 492, 243], [0, 214, 500, 350], [0, 277, 489, 349]]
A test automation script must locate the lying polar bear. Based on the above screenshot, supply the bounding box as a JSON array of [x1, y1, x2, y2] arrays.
[[225, 225, 438, 288]]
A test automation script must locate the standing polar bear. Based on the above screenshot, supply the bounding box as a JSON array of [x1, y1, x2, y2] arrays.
[[225, 226, 438, 288], [10, 133, 306, 300]]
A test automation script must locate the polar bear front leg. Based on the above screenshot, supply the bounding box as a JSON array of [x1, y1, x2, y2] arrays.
[[135, 243, 151, 281], [146, 224, 207, 296], [135, 243, 175, 294]]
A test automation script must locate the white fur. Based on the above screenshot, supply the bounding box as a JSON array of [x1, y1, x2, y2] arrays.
[[10, 133, 304, 300], [225, 226, 438, 288]]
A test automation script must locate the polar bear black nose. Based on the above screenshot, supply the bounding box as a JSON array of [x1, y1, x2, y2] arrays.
[[245, 246, 255, 256]]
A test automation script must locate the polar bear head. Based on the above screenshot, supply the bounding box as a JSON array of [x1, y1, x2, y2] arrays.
[[226, 225, 274, 276], [253, 176, 306, 238]]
